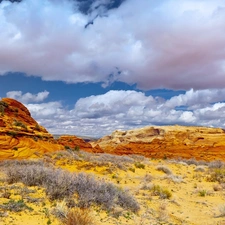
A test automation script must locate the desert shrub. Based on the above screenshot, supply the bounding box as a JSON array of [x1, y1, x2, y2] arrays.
[[0, 199, 33, 212], [3, 163, 140, 212], [35, 124, 41, 131], [73, 146, 80, 152], [129, 167, 135, 173], [90, 153, 134, 170], [117, 189, 140, 212], [156, 165, 172, 175], [0, 101, 8, 107], [134, 162, 145, 169], [151, 185, 172, 199], [0, 105, 5, 116], [63, 208, 94, 225], [194, 166, 206, 172], [198, 190, 207, 197], [44, 170, 75, 200], [143, 174, 153, 182], [166, 175, 183, 183], [7, 131, 18, 138], [207, 168, 225, 183], [174, 158, 207, 166], [208, 160, 225, 169], [13, 120, 27, 129], [0, 101, 8, 116]]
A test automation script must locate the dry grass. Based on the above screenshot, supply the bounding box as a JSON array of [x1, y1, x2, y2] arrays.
[[63, 208, 94, 225]]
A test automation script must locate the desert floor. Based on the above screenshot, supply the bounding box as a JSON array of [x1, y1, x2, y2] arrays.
[[1, 150, 225, 225]]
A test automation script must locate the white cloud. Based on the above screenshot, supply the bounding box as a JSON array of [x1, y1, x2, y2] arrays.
[[18, 89, 225, 137], [1, 0, 225, 90], [6, 90, 49, 103]]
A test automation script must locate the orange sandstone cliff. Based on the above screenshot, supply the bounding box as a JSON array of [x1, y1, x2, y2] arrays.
[[0, 98, 64, 160], [92, 125, 225, 161], [0, 98, 102, 160]]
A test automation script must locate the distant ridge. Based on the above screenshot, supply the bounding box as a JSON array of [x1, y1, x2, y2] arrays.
[[92, 125, 225, 161]]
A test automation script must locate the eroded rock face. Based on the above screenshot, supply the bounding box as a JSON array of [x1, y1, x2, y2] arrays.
[[93, 126, 225, 161], [0, 98, 104, 160], [0, 98, 64, 160], [57, 136, 103, 153]]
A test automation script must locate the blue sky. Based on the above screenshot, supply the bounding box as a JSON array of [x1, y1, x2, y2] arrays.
[[1, 0, 225, 137]]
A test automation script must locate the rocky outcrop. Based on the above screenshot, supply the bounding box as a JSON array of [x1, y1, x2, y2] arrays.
[[0, 98, 103, 160], [57, 135, 103, 153], [92, 125, 225, 161], [0, 98, 64, 160]]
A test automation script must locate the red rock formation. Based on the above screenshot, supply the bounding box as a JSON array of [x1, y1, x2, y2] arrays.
[[92, 126, 225, 161], [0, 98, 64, 160], [57, 136, 103, 153], [0, 98, 103, 160]]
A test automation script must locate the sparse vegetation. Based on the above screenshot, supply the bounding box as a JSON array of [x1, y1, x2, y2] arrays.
[[1, 153, 225, 224], [13, 119, 27, 130], [63, 208, 94, 225], [134, 162, 145, 169], [0, 100, 8, 116], [207, 168, 225, 183], [35, 124, 41, 131], [0, 199, 33, 212], [7, 131, 18, 138], [156, 165, 173, 175], [151, 184, 172, 199], [2, 162, 140, 212], [198, 189, 207, 197]]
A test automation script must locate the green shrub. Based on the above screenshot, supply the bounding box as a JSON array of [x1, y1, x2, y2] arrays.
[[207, 168, 225, 183], [73, 146, 80, 152], [1, 199, 33, 212], [134, 162, 145, 169], [13, 120, 27, 130], [35, 124, 41, 131], [151, 185, 172, 199], [7, 131, 18, 138], [64, 146, 70, 150], [199, 190, 207, 197]]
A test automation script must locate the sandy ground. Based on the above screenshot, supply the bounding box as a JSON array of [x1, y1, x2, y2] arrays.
[[1, 152, 225, 225]]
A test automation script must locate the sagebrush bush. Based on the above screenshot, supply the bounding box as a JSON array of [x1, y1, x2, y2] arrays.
[[208, 160, 224, 169], [151, 185, 172, 199], [207, 168, 225, 183], [156, 165, 172, 175], [194, 166, 206, 172], [0, 199, 33, 212], [3, 161, 140, 212]]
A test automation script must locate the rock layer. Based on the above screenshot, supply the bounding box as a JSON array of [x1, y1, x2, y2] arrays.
[[57, 135, 103, 153], [93, 125, 225, 161], [0, 98, 64, 160], [0, 98, 102, 160]]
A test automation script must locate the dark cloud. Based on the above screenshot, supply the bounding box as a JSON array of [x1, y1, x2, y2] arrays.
[[1, 0, 225, 90]]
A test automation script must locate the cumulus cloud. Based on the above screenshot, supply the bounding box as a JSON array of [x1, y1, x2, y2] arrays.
[[22, 89, 225, 137], [1, 0, 225, 89], [6, 90, 49, 103]]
